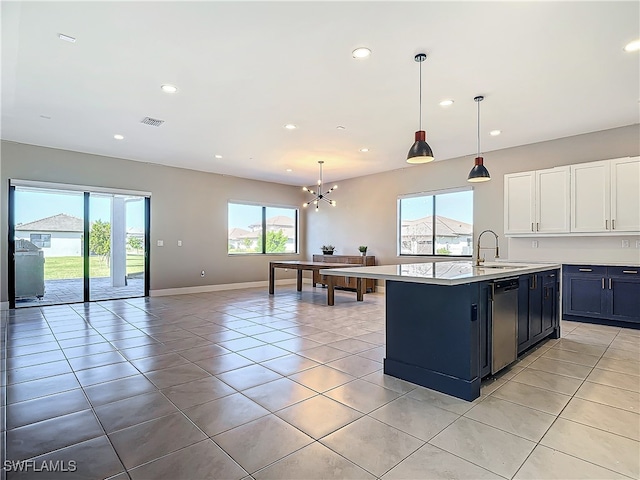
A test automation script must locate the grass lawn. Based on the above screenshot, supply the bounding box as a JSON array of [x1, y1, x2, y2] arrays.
[[44, 255, 144, 280]]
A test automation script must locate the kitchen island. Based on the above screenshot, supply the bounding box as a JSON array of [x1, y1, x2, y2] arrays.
[[321, 261, 561, 401]]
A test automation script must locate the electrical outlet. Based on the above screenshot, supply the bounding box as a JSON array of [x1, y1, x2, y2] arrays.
[[157, 240, 163, 247], [637, 240, 640, 249], [177, 240, 182, 247], [201, 270, 205, 277], [532, 240, 538, 248], [622, 239, 630, 248]]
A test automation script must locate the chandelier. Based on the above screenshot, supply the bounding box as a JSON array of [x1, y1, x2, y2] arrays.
[[303, 161, 337, 212]]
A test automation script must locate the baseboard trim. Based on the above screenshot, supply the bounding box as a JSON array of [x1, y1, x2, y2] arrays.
[[150, 279, 296, 297]]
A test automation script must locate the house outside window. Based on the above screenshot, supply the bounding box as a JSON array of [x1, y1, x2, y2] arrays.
[[228, 203, 298, 254], [30, 233, 51, 248], [398, 188, 473, 256]]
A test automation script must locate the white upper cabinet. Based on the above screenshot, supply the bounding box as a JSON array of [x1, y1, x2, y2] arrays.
[[504, 171, 535, 234], [571, 161, 611, 232], [504, 167, 570, 235], [505, 156, 639, 236], [610, 156, 640, 232], [536, 167, 571, 233]]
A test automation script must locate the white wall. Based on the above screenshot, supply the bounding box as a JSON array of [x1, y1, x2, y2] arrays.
[[303, 125, 640, 267], [16, 231, 82, 257]]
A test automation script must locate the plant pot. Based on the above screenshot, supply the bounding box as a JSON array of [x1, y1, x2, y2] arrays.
[[322, 251, 334, 255], [360, 252, 366, 256]]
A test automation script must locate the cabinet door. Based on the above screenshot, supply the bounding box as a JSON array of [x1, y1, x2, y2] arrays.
[[504, 172, 535, 234], [608, 274, 640, 323], [610, 157, 640, 232], [518, 277, 531, 349], [541, 276, 556, 332], [563, 275, 607, 318], [536, 167, 570, 233], [571, 161, 611, 232], [528, 274, 543, 338]]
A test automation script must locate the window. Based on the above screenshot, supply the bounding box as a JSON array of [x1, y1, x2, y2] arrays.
[[30, 233, 51, 248], [228, 203, 298, 254], [398, 188, 473, 256]]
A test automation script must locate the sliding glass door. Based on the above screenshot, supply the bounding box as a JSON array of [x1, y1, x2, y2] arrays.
[[9, 183, 149, 308]]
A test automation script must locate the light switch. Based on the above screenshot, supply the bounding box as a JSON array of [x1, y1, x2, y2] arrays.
[[178, 240, 182, 247], [157, 240, 164, 247], [622, 239, 630, 248], [531, 240, 538, 248]]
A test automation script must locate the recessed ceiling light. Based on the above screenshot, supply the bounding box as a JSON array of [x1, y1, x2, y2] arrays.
[[215, 154, 222, 159], [336, 125, 346, 130], [58, 33, 76, 43], [352, 47, 371, 59], [284, 124, 297, 130], [489, 130, 501, 136], [40, 115, 51, 120], [624, 39, 640, 52], [161, 84, 178, 93], [114, 134, 124, 140], [286, 168, 293, 172], [439, 99, 454, 107], [359, 148, 369, 153]]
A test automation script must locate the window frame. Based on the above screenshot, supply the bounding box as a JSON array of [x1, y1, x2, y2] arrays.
[[397, 186, 474, 257], [227, 201, 299, 255]]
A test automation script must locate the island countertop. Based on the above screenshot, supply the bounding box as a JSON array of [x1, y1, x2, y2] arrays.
[[320, 260, 561, 286]]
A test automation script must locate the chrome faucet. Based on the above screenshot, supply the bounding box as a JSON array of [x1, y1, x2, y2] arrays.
[[476, 229, 500, 266]]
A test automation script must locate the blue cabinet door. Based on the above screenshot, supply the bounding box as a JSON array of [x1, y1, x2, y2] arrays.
[[609, 276, 640, 323], [563, 275, 607, 318]]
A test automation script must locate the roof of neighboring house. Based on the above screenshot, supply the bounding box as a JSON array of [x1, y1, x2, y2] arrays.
[[228, 227, 251, 240], [401, 215, 473, 237], [248, 215, 294, 229], [15, 213, 83, 233]]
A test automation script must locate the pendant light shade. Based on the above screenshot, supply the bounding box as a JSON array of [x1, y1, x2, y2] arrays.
[[407, 53, 434, 164], [468, 95, 491, 182]]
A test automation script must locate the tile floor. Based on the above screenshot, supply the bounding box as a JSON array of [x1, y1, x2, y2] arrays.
[[1, 286, 639, 479]]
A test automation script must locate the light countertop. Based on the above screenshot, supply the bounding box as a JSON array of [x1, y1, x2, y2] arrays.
[[320, 261, 561, 286]]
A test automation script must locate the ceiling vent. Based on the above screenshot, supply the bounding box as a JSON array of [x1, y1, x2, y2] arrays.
[[140, 117, 165, 127]]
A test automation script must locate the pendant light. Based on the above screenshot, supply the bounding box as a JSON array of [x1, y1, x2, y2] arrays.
[[407, 53, 434, 164], [467, 95, 491, 182], [303, 161, 338, 212]]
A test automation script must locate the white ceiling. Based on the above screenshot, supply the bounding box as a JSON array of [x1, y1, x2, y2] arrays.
[[1, 1, 638, 186]]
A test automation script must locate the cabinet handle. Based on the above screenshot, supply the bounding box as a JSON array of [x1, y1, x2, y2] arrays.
[[602, 278, 605, 289], [578, 268, 592, 272], [609, 278, 612, 290], [622, 270, 638, 274], [531, 222, 534, 232], [605, 219, 608, 229], [612, 219, 615, 230], [536, 222, 539, 231]]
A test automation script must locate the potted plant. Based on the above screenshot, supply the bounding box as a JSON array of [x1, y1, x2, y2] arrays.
[[321, 245, 335, 255], [358, 245, 368, 256]]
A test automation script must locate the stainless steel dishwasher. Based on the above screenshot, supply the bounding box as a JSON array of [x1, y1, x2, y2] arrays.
[[491, 278, 519, 374]]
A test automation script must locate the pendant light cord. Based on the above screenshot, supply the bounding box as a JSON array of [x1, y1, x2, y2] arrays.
[[477, 99, 481, 156], [419, 59, 423, 131]]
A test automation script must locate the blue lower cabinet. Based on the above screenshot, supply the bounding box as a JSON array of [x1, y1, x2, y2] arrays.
[[518, 270, 560, 354], [563, 265, 640, 325]]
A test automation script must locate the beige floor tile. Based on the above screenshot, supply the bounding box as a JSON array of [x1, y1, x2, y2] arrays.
[[321, 416, 424, 477], [602, 347, 640, 362], [326, 355, 381, 378], [253, 442, 375, 480], [596, 356, 640, 376], [108, 412, 207, 470], [160, 375, 235, 409], [563, 331, 616, 347], [553, 339, 608, 357], [514, 444, 629, 479], [276, 395, 363, 439], [512, 368, 583, 395], [288, 365, 355, 392], [360, 370, 416, 394], [214, 414, 313, 474], [144, 363, 211, 389], [325, 379, 400, 413], [298, 345, 351, 363], [480, 378, 507, 396], [94, 391, 178, 433], [216, 364, 282, 391], [260, 353, 319, 376], [491, 381, 571, 415], [382, 443, 502, 480], [609, 337, 640, 354], [129, 439, 247, 480], [242, 377, 316, 411], [183, 392, 269, 436], [527, 356, 593, 379], [407, 386, 476, 415], [371, 395, 458, 441], [560, 397, 640, 441], [429, 417, 536, 478], [465, 396, 556, 441], [575, 381, 640, 413], [541, 418, 640, 478], [542, 348, 601, 367], [587, 368, 640, 393]]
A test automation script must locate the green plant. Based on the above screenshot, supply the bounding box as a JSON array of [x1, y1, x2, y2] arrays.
[[436, 247, 451, 254], [90, 220, 111, 265], [321, 244, 335, 252], [358, 245, 368, 253], [257, 230, 288, 253]]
